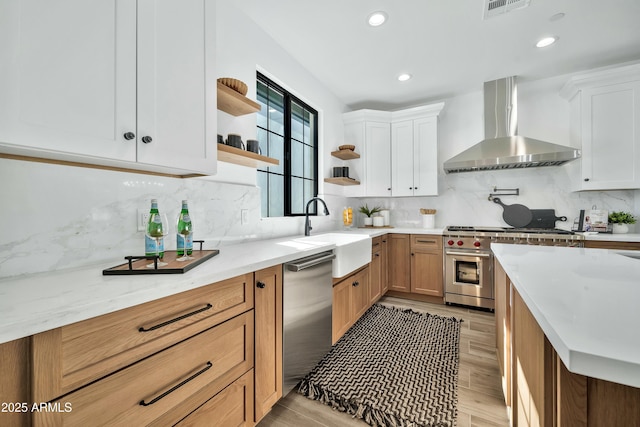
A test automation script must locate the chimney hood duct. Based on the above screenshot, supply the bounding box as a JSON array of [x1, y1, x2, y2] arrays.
[[443, 76, 580, 173]]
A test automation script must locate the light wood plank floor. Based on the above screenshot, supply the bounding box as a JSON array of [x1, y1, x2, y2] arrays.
[[258, 296, 509, 427]]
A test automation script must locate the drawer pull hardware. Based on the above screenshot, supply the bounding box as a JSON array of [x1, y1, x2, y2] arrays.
[[417, 240, 436, 244], [139, 361, 213, 406], [256, 281, 266, 288], [352, 281, 359, 287], [138, 303, 213, 332]]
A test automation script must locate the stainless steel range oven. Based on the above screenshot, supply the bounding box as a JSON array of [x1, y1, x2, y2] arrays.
[[443, 226, 584, 311], [444, 234, 494, 310]]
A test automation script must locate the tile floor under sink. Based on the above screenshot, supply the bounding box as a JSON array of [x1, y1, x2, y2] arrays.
[[258, 296, 509, 427]]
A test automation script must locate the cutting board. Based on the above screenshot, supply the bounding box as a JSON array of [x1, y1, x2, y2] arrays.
[[525, 209, 567, 229]]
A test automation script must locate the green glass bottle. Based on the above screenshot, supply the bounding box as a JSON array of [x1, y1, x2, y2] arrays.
[[176, 200, 193, 256], [145, 199, 165, 257]]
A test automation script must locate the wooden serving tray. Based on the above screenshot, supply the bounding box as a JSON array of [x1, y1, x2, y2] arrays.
[[103, 250, 220, 275]]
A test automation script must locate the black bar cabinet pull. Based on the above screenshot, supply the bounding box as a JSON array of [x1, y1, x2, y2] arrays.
[[139, 361, 212, 406], [138, 303, 213, 332]]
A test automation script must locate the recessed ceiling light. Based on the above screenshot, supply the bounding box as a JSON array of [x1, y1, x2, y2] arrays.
[[367, 11, 388, 27], [397, 73, 412, 82], [536, 36, 558, 48]]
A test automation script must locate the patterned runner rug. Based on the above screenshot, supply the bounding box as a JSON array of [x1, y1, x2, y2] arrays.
[[298, 303, 462, 427]]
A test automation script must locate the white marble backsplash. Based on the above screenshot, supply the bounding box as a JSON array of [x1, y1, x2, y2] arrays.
[[350, 166, 638, 231], [1, 157, 638, 279], [0, 158, 343, 278]]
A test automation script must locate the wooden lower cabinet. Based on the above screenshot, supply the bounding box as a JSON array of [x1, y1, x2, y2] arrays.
[[370, 237, 383, 304], [1, 268, 286, 427], [34, 312, 254, 426], [332, 266, 370, 344], [497, 258, 640, 427], [381, 236, 389, 294], [0, 338, 31, 427], [253, 265, 283, 423], [388, 234, 411, 292], [583, 240, 640, 250], [512, 290, 554, 427], [175, 370, 254, 427], [31, 273, 254, 403], [388, 234, 443, 298], [494, 260, 511, 408]]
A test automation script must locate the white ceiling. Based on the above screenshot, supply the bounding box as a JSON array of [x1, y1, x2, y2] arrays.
[[232, 0, 640, 110]]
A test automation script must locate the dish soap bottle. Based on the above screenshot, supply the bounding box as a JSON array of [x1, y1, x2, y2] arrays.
[[145, 199, 165, 257], [176, 200, 193, 256]]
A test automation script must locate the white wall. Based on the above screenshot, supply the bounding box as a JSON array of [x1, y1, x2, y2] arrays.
[[350, 74, 639, 229], [0, 2, 349, 278]]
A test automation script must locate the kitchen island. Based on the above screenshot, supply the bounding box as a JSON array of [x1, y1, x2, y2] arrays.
[[492, 243, 640, 426]]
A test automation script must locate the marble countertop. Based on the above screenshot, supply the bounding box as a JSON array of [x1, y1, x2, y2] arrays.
[[492, 243, 640, 388], [0, 227, 444, 345]]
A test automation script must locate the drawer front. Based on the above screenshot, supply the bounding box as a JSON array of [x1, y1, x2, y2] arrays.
[[174, 370, 254, 427], [34, 311, 254, 427], [32, 273, 254, 401], [411, 234, 441, 250]]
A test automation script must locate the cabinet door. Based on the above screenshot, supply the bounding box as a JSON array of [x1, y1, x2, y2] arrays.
[[365, 122, 392, 196], [388, 234, 411, 292], [380, 236, 389, 294], [410, 249, 443, 297], [254, 265, 282, 423], [391, 120, 414, 197], [137, 0, 216, 174], [352, 268, 370, 320], [412, 117, 439, 196], [512, 289, 555, 427], [0, 0, 136, 160], [370, 239, 382, 304], [0, 338, 31, 427], [580, 81, 640, 190], [494, 260, 511, 408], [332, 279, 352, 344]]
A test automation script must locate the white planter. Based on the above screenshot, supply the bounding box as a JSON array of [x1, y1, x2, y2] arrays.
[[373, 216, 384, 227], [364, 217, 373, 226], [612, 223, 629, 234]]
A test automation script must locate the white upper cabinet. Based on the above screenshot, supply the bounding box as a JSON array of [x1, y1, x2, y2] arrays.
[[0, 0, 216, 176], [391, 105, 443, 197], [561, 64, 640, 190], [342, 104, 443, 197], [365, 121, 392, 197], [342, 110, 392, 198]]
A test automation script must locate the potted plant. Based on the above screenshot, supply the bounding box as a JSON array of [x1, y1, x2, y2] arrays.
[[359, 204, 381, 226], [608, 211, 636, 234]]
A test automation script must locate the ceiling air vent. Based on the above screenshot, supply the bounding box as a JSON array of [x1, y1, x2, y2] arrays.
[[483, 0, 531, 19]]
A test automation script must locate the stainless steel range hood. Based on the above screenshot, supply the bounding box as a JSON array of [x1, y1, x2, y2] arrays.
[[443, 76, 580, 173]]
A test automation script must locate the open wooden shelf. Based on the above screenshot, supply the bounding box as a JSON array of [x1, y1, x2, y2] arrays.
[[331, 149, 360, 160], [217, 144, 279, 168], [324, 177, 361, 186], [217, 82, 261, 116]]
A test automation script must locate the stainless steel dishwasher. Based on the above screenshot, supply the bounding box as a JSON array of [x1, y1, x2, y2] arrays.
[[282, 250, 335, 394]]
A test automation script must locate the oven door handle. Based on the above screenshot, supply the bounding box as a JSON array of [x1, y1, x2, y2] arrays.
[[446, 251, 492, 258]]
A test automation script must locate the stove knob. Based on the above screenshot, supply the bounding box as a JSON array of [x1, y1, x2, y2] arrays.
[[457, 240, 464, 246], [447, 239, 454, 246], [473, 241, 481, 247]]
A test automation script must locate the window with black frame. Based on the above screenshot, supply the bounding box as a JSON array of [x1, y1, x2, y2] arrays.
[[256, 72, 318, 217]]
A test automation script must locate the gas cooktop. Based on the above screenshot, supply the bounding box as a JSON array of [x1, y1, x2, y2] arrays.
[[446, 225, 576, 235]]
